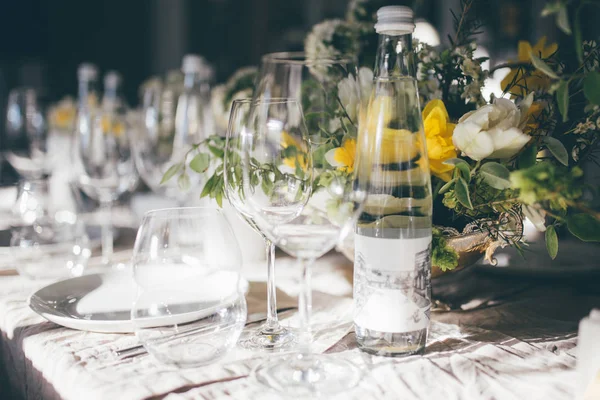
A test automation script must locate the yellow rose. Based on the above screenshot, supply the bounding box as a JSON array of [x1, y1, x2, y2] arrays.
[[281, 131, 308, 171], [325, 138, 356, 172], [364, 95, 419, 165], [101, 115, 126, 137], [422, 99, 457, 182], [501, 36, 558, 98]]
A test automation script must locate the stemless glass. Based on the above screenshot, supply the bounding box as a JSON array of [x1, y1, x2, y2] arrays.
[[76, 105, 138, 266], [225, 98, 304, 350], [10, 178, 90, 279], [130, 207, 247, 368], [4, 88, 50, 178], [12, 178, 78, 225]]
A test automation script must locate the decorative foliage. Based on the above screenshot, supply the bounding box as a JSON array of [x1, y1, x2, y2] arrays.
[[162, 0, 600, 264]]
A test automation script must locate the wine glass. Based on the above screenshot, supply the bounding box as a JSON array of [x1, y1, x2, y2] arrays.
[[254, 52, 367, 152], [133, 79, 201, 204], [76, 105, 137, 266], [238, 97, 367, 395], [130, 207, 247, 368], [225, 98, 304, 350], [4, 87, 50, 178]]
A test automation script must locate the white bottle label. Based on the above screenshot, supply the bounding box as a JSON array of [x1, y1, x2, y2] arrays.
[[353, 234, 432, 333]]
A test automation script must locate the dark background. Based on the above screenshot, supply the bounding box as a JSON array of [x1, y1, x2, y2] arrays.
[[0, 0, 598, 182], [3, 0, 594, 104]]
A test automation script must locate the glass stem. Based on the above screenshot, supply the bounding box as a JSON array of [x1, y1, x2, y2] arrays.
[[264, 240, 280, 331], [100, 198, 113, 265], [298, 257, 314, 358]]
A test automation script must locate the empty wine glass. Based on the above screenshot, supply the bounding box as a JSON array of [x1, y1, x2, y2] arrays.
[[225, 98, 303, 350], [130, 207, 247, 368], [4, 88, 50, 178], [132, 56, 207, 204], [76, 104, 137, 266], [240, 98, 367, 395]]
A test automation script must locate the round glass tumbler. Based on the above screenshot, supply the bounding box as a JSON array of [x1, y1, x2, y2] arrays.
[[130, 207, 247, 368]]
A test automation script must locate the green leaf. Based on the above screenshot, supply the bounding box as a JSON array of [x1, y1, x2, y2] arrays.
[[567, 214, 600, 242], [189, 153, 210, 173], [261, 172, 274, 196], [584, 71, 600, 105], [518, 144, 537, 169], [443, 158, 471, 181], [556, 7, 571, 34], [545, 225, 559, 259], [556, 80, 569, 122], [455, 177, 473, 210], [160, 163, 182, 184], [200, 174, 217, 198], [208, 144, 224, 158], [543, 136, 568, 166], [215, 188, 224, 207], [529, 53, 559, 79], [438, 178, 456, 195], [479, 162, 511, 190], [177, 173, 191, 191]]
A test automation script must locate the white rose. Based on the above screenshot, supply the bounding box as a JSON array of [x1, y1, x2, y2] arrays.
[[453, 94, 534, 161], [337, 67, 373, 123]]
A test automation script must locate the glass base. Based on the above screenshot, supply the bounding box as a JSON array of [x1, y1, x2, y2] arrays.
[[355, 325, 427, 357], [238, 324, 295, 351], [253, 354, 363, 396]]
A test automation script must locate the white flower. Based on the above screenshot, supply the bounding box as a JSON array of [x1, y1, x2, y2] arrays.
[[211, 67, 257, 132], [305, 20, 358, 80], [305, 20, 345, 61], [523, 204, 547, 232], [337, 67, 373, 122], [461, 58, 480, 77], [453, 94, 534, 161]]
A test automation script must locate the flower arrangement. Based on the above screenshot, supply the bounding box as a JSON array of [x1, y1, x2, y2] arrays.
[[165, 0, 600, 272]]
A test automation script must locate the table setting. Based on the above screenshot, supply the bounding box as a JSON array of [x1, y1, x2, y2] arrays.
[[1, 0, 600, 399]]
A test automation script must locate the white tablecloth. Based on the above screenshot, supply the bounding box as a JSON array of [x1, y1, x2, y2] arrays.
[[1, 249, 596, 400]]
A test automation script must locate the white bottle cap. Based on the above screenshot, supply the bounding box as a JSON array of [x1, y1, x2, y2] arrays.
[[181, 54, 205, 74], [375, 6, 415, 35], [78, 63, 98, 81], [104, 71, 122, 89]]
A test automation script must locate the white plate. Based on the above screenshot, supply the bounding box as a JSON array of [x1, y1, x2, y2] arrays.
[[29, 271, 249, 333]]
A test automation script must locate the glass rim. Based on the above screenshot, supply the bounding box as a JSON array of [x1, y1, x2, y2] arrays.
[[142, 206, 225, 219], [261, 51, 356, 66], [231, 97, 301, 106]]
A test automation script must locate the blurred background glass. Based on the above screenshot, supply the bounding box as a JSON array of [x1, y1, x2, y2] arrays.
[[9, 178, 90, 279]]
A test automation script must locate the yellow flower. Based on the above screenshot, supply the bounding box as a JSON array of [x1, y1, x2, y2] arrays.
[[100, 115, 126, 137], [48, 97, 76, 131], [363, 96, 420, 165], [501, 36, 558, 97], [281, 131, 308, 170], [325, 138, 356, 172], [422, 99, 457, 182]]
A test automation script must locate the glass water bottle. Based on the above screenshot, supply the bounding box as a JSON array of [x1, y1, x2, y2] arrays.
[[353, 5, 433, 356]]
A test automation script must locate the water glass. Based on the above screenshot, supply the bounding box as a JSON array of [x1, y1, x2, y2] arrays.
[[130, 207, 247, 368], [11, 220, 90, 279]]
